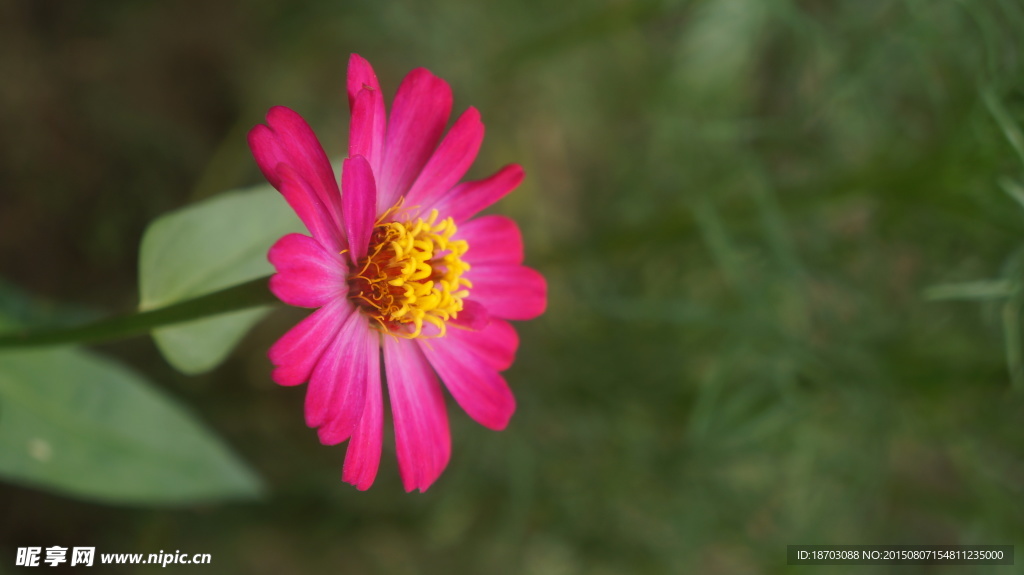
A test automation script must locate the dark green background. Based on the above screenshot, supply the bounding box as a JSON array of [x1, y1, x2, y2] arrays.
[[3, 0, 1024, 573]]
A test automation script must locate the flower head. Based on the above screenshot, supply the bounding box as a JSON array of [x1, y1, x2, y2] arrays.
[[248, 54, 546, 491]]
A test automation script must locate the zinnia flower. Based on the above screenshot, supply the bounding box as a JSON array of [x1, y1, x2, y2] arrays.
[[247, 54, 546, 492]]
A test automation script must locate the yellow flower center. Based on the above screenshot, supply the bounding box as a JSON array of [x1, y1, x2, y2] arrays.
[[348, 209, 471, 338]]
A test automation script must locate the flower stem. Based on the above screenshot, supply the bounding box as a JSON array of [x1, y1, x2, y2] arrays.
[[0, 277, 278, 348]]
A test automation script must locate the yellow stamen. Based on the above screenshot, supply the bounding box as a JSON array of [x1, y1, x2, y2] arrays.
[[347, 208, 471, 338]]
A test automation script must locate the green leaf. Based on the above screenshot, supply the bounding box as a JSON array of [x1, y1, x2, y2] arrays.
[[0, 346, 263, 504], [139, 184, 304, 374], [149, 309, 269, 373]]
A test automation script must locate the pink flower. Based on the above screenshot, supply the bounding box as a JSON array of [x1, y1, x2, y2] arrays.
[[247, 54, 546, 492]]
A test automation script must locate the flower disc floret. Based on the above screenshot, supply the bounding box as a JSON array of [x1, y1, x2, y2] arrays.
[[348, 208, 471, 338]]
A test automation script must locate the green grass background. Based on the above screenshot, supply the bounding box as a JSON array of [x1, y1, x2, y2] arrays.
[[3, 0, 1024, 573]]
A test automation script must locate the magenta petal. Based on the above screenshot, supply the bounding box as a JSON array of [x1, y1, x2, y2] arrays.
[[349, 89, 382, 174], [248, 124, 287, 188], [304, 310, 371, 438], [432, 164, 525, 223], [268, 233, 347, 308], [347, 54, 382, 107], [404, 107, 484, 212], [316, 315, 379, 445], [420, 337, 516, 431], [248, 129, 341, 252], [266, 107, 342, 224], [346, 55, 386, 173], [275, 163, 345, 253], [341, 155, 377, 265], [342, 344, 383, 490], [383, 336, 451, 492], [268, 300, 350, 386], [449, 318, 519, 371], [458, 215, 524, 266], [465, 264, 547, 320], [449, 299, 490, 332], [250, 107, 343, 230], [378, 68, 453, 212]]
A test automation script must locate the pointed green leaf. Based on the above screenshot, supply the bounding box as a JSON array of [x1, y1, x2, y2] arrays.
[[0, 346, 263, 504], [139, 185, 304, 374], [149, 309, 270, 374]]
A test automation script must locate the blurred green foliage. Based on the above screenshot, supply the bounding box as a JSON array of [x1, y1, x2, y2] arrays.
[[3, 0, 1024, 573], [0, 344, 263, 504], [139, 184, 301, 374]]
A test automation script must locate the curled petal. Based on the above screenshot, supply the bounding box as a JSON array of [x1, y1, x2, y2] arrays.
[[349, 88, 386, 175], [347, 54, 383, 107], [248, 107, 344, 242], [347, 54, 387, 173]]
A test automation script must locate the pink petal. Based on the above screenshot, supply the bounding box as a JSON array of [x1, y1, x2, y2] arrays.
[[383, 336, 451, 492], [347, 54, 386, 173], [274, 163, 345, 253], [448, 318, 519, 371], [304, 309, 371, 438], [349, 88, 386, 177], [420, 336, 516, 431], [432, 164, 524, 223], [341, 155, 377, 265], [268, 233, 347, 308], [347, 54, 382, 107], [342, 346, 383, 490], [465, 264, 547, 320], [268, 299, 350, 386], [248, 128, 341, 251], [248, 123, 286, 186], [378, 68, 453, 212], [458, 215, 524, 266], [248, 107, 344, 233], [449, 299, 490, 332], [315, 315, 379, 445], [404, 107, 484, 212]]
